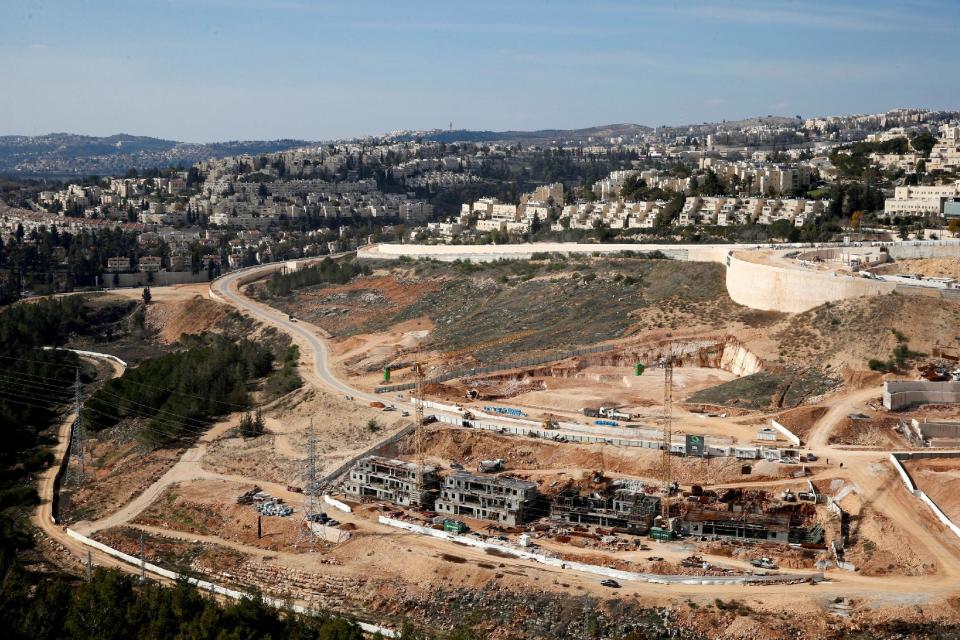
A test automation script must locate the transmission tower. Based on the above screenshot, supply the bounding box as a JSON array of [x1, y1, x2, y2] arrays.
[[661, 349, 674, 523], [413, 362, 427, 507], [67, 368, 85, 486], [295, 418, 321, 549]]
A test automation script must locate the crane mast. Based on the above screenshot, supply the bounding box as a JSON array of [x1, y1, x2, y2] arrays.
[[662, 352, 673, 523], [413, 362, 426, 505]]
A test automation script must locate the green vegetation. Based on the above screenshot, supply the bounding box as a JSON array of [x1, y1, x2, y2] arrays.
[[0, 298, 91, 552], [380, 257, 752, 361], [83, 333, 274, 447], [868, 329, 924, 373], [264, 344, 303, 400], [829, 137, 909, 177], [239, 409, 266, 438], [265, 257, 371, 297], [0, 567, 372, 640], [688, 368, 839, 410]]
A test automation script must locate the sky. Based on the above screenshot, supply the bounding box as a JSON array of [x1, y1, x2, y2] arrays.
[[1, 0, 958, 142]]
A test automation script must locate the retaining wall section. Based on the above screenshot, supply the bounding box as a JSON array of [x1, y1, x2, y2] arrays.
[[725, 252, 895, 313], [64, 528, 397, 637], [889, 452, 960, 541], [771, 420, 802, 446], [378, 516, 821, 585], [883, 380, 960, 410]]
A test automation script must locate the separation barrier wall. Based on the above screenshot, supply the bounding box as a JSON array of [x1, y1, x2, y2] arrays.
[[889, 452, 960, 541], [883, 380, 960, 410], [377, 516, 821, 585], [64, 528, 397, 638], [375, 344, 615, 393]]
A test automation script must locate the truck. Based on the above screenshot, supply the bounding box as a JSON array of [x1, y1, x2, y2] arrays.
[[581, 407, 601, 418], [478, 458, 505, 473], [597, 406, 632, 421]]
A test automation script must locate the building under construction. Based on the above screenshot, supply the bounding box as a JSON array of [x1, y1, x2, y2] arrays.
[[678, 489, 823, 544], [434, 472, 539, 526], [344, 456, 438, 507], [550, 484, 661, 532]]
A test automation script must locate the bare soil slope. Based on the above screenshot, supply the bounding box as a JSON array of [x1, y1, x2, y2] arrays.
[[771, 294, 960, 368]]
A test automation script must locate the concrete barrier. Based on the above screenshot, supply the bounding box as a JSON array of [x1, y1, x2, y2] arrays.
[[377, 516, 821, 586], [64, 528, 397, 637], [323, 495, 352, 514]]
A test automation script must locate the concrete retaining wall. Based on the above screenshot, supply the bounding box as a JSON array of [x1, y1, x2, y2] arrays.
[[64, 528, 397, 637], [883, 380, 960, 410], [104, 271, 212, 288], [725, 252, 895, 313], [887, 241, 960, 260], [889, 452, 960, 541], [771, 420, 802, 446], [378, 516, 821, 585]]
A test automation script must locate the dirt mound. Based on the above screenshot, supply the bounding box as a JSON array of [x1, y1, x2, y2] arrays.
[[874, 257, 960, 278], [146, 295, 229, 343]]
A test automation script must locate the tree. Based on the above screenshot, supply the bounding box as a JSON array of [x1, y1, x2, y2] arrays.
[[239, 410, 265, 438], [141, 287, 151, 305], [948, 219, 960, 237], [910, 131, 937, 157], [850, 210, 863, 230]]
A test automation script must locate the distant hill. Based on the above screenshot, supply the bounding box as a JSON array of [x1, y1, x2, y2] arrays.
[[383, 123, 654, 145], [0, 133, 312, 178]]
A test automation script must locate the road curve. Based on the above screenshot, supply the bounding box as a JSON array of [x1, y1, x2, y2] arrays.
[[210, 257, 383, 405]]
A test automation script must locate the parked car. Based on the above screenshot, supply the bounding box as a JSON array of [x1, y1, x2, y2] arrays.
[[600, 579, 621, 588]]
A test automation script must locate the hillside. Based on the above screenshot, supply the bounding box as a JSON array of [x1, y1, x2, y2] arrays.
[[259, 254, 781, 363], [382, 123, 653, 144], [771, 293, 960, 368], [0, 133, 310, 177]]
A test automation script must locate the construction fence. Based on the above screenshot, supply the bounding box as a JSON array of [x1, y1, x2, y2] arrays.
[[374, 344, 615, 394]]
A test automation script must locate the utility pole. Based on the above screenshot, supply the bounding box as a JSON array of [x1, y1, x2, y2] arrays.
[[295, 418, 320, 549], [68, 367, 85, 486], [86, 550, 93, 582]]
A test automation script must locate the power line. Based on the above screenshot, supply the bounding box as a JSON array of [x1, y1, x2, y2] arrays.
[[67, 368, 85, 486], [0, 353, 254, 413]]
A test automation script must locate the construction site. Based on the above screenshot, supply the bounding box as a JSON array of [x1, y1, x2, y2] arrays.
[[41, 252, 960, 639]]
